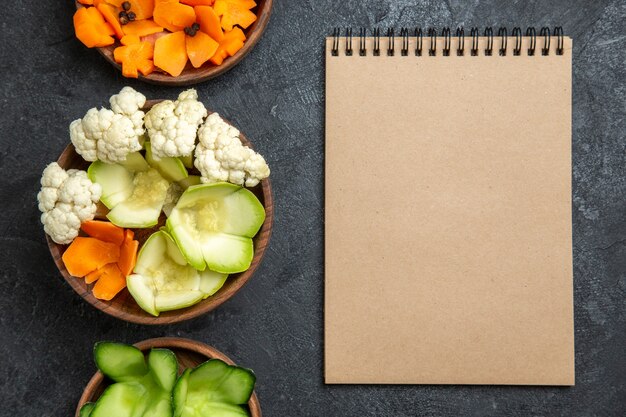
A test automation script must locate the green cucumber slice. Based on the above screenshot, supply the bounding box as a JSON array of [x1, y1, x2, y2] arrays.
[[90, 382, 145, 417], [79, 402, 95, 417], [191, 403, 249, 417], [88, 161, 133, 209], [199, 269, 228, 298], [180, 154, 193, 169], [167, 183, 265, 273], [94, 342, 148, 382], [172, 369, 191, 417], [162, 230, 188, 266], [141, 394, 173, 417], [118, 151, 150, 172], [107, 169, 169, 228], [178, 175, 201, 190], [155, 291, 205, 312], [148, 348, 178, 392], [145, 142, 189, 182], [187, 359, 256, 405], [127, 274, 158, 317]]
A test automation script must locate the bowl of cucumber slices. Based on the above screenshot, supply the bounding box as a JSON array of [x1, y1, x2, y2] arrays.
[[76, 337, 262, 417], [44, 91, 273, 324]]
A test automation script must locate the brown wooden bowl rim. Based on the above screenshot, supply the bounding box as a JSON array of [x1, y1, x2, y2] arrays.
[[75, 337, 262, 417], [47, 99, 273, 325], [75, 0, 273, 86]]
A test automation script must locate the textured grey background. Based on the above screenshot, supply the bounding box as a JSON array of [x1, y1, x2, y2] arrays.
[[0, 0, 625, 416]]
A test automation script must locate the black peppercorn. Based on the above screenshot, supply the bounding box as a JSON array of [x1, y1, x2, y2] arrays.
[[122, 1, 131, 11], [127, 11, 136, 21]]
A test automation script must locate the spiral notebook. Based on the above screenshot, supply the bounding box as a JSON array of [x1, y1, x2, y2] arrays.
[[324, 27, 574, 385]]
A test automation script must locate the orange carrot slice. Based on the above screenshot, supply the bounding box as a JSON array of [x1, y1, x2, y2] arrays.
[[80, 220, 125, 245], [62, 237, 121, 278], [154, 31, 188, 76], [85, 267, 104, 284], [77, 0, 95, 5], [130, 0, 155, 19], [123, 19, 164, 37], [92, 264, 127, 300], [209, 26, 245, 64], [186, 31, 219, 68], [153, 1, 196, 32], [125, 229, 135, 240], [73, 7, 115, 48], [97, 2, 125, 39], [118, 238, 139, 276], [120, 34, 141, 45], [213, 0, 256, 31], [194, 5, 223, 41], [114, 41, 155, 78], [181, 0, 214, 5]]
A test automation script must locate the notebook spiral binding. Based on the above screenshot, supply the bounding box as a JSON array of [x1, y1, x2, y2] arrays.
[[331, 26, 564, 57]]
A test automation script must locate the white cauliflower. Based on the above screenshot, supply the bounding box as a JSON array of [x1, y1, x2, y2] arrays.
[[194, 113, 270, 187], [37, 163, 102, 244], [144, 89, 207, 160], [70, 87, 146, 163]]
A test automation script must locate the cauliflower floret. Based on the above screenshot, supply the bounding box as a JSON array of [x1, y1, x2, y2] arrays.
[[70, 87, 145, 163], [194, 113, 270, 187], [109, 86, 146, 137], [37, 162, 102, 244], [144, 89, 207, 160]]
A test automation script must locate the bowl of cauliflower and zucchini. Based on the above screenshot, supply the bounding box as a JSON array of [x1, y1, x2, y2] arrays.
[[40, 86, 273, 324]]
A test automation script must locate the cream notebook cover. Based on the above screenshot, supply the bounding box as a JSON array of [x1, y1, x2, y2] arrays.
[[325, 28, 574, 385]]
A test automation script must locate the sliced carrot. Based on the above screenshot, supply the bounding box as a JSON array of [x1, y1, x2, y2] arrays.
[[186, 31, 219, 68], [62, 237, 120, 278], [92, 264, 127, 300], [114, 41, 155, 78], [209, 26, 245, 64], [123, 19, 164, 37], [120, 34, 141, 45], [125, 229, 135, 240], [141, 31, 168, 45], [181, 0, 214, 5], [118, 238, 139, 276], [213, 0, 256, 31], [77, 0, 95, 5], [153, 1, 196, 32], [85, 267, 105, 284], [194, 5, 223, 41], [73, 7, 115, 48], [154, 31, 188, 76], [97, 2, 125, 39], [130, 0, 155, 19], [80, 220, 125, 245]]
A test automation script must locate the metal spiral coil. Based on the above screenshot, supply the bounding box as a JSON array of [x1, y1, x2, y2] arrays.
[[330, 26, 565, 57]]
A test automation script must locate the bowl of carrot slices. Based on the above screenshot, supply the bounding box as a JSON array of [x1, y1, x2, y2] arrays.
[[73, 0, 272, 85]]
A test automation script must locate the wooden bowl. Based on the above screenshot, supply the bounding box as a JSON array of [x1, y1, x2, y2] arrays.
[[75, 0, 273, 86], [75, 337, 262, 417], [47, 99, 273, 324]]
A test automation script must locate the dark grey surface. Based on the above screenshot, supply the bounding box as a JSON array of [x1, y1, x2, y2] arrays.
[[0, 0, 624, 415]]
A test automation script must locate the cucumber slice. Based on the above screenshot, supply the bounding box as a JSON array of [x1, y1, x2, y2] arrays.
[[94, 342, 148, 382], [172, 369, 191, 417], [107, 169, 169, 228], [90, 382, 145, 417], [167, 183, 265, 273], [79, 402, 95, 417], [118, 151, 150, 172], [194, 403, 249, 417], [141, 394, 173, 417], [199, 270, 228, 298], [187, 359, 256, 405], [155, 291, 205, 312], [88, 161, 133, 209], [145, 142, 189, 182], [127, 274, 158, 317], [162, 230, 188, 266], [178, 175, 201, 190], [180, 154, 193, 169], [148, 348, 178, 392]]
